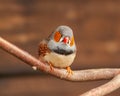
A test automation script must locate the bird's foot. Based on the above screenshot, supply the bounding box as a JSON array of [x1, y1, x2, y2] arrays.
[[66, 66, 73, 76], [48, 62, 54, 71]]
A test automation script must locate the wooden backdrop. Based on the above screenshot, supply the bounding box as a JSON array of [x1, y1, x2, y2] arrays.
[[0, 0, 120, 96]]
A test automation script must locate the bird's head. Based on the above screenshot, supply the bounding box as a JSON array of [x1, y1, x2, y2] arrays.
[[47, 25, 76, 55]]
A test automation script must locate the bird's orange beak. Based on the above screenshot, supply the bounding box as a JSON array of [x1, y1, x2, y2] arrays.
[[63, 37, 69, 44]]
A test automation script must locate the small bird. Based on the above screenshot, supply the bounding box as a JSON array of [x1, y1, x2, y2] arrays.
[[38, 25, 76, 74]]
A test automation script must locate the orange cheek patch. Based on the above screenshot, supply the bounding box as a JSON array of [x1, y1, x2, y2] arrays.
[[54, 31, 62, 42], [70, 36, 74, 46]]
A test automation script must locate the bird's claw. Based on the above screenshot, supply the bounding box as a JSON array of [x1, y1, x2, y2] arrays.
[[48, 62, 54, 71], [66, 66, 73, 76]]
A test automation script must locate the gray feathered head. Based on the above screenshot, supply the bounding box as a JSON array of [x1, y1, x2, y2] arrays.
[[47, 25, 76, 55]]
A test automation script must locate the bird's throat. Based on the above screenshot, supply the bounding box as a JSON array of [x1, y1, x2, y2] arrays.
[[53, 49, 73, 55]]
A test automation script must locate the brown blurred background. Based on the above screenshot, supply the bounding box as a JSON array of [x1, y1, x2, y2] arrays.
[[0, 0, 120, 96]]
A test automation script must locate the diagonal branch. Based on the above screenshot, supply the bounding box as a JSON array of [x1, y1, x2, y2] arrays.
[[80, 74, 120, 96], [0, 37, 120, 82]]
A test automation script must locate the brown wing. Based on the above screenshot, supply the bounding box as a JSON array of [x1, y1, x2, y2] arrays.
[[38, 40, 50, 57]]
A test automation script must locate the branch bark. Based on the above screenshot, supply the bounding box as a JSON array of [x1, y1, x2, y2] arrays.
[[80, 74, 120, 96], [0, 36, 120, 96]]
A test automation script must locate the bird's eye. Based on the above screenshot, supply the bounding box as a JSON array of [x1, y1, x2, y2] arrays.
[[54, 31, 62, 42], [70, 36, 74, 46]]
